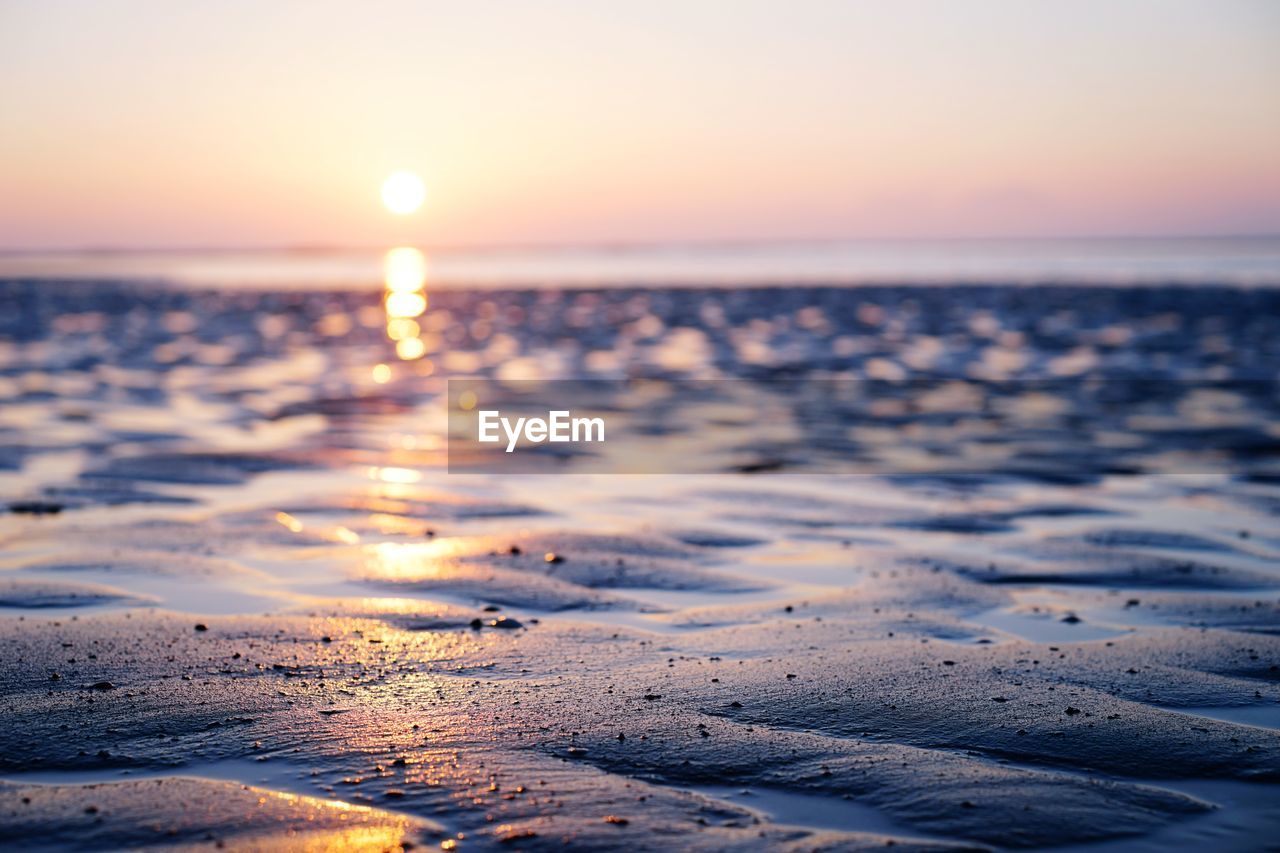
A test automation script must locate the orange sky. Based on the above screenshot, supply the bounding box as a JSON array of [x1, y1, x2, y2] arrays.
[[2, 0, 1278, 249]]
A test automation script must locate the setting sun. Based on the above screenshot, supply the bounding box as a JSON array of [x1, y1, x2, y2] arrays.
[[381, 171, 425, 215]]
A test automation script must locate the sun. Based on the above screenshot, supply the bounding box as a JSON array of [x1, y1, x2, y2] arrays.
[[381, 171, 425, 215]]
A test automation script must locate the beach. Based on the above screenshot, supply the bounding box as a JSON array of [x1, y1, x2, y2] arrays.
[[1, 277, 1277, 850]]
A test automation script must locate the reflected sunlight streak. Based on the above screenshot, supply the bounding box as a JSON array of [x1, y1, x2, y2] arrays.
[[364, 540, 473, 581], [383, 246, 429, 361], [383, 247, 428, 292]]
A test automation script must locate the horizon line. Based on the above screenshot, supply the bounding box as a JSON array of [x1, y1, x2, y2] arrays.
[[2, 232, 1279, 257]]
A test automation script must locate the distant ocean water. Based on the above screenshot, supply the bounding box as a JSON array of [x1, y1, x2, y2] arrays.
[[2, 236, 1279, 289]]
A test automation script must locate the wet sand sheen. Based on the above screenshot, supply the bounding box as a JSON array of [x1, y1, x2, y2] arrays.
[[1, 280, 1278, 850]]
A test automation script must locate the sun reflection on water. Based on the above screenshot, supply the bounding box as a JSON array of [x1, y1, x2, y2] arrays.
[[383, 247, 431, 364], [368, 465, 423, 484], [276, 511, 305, 532]]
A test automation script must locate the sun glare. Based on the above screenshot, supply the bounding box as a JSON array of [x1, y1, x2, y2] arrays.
[[381, 171, 425, 214]]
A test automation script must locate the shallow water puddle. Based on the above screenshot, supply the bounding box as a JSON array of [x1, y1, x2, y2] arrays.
[[1154, 703, 1280, 732], [975, 602, 1132, 644], [687, 784, 943, 840], [977, 607, 1130, 643], [1053, 778, 1280, 853]]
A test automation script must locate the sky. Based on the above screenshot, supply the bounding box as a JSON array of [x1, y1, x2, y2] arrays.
[[1, 0, 1278, 250]]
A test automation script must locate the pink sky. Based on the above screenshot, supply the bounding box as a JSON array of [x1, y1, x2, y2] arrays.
[[2, 0, 1278, 249]]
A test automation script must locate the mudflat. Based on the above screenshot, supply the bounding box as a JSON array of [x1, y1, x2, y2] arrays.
[[1, 280, 1278, 850]]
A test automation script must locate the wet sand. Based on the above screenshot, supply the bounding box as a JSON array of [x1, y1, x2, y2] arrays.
[[1, 280, 1278, 850]]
